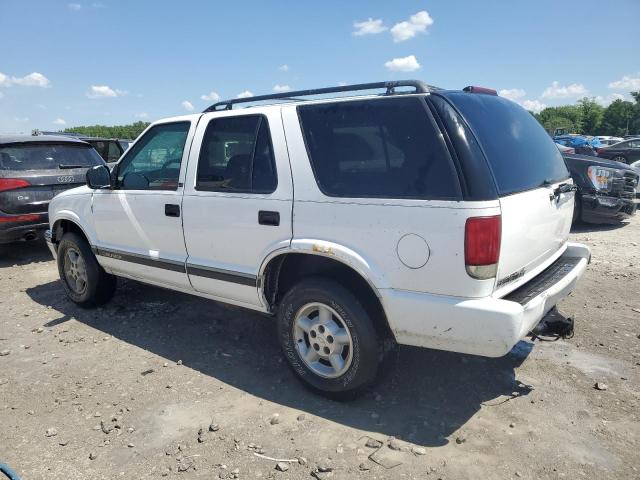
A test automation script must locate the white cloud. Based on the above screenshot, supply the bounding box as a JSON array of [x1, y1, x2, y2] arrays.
[[0, 72, 51, 88], [14, 117, 29, 123], [91, 2, 105, 8], [278, 64, 289, 72], [237, 90, 253, 99], [353, 18, 387, 36], [499, 88, 526, 101], [200, 91, 220, 102], [384, 55, 421, 72], [67, 3, 81, 10], [53, 118, 67, 125], [87, 85, 124, 98], [134, 112, 149, 119], [521, 99, 547, 114], [181, 100, 194, 111], [541, 81, 588, 99], [390, 11, 433, 42], [595, 93, 625, 106], [608, 74, 640, 91], [273, 84, 290, 93]]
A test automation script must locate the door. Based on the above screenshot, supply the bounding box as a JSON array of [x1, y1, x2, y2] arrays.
[[92, 120, 195, 289], [182, 109, 293, 307]]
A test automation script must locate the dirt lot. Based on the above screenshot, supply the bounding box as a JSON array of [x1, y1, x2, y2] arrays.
[[1, 218, 639, 480]]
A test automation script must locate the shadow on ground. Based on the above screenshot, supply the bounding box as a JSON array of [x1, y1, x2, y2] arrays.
[[0, 239, 51, 268], [26, 275, 534, 447], [571, 221, 629, 234]]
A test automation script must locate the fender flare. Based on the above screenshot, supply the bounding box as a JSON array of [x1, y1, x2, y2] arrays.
[[258, 238, 389, 299], [51, 211, 95, 245]]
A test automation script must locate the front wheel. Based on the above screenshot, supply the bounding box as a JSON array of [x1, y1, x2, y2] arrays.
[[277, 277, 381, 399], [57, 232, 116, 307], [612, 155, 627, 164]]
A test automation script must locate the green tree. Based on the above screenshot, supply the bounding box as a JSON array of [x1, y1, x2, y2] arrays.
[[576, 97, 603, 134], [63, 121, 150, 139], [536, 105, 582, 134], [600, 99, 635, 137]]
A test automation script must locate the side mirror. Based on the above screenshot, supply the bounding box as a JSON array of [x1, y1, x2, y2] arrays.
[[86, 165, 113, 189]]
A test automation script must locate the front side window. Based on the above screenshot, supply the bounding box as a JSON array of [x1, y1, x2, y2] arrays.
[[297, 97, 459, 199], [117, 122, 190, 190], [196, 115, 277, 193]]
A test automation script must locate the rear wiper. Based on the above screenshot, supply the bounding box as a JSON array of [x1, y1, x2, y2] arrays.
[[58, 164, 84, 169]]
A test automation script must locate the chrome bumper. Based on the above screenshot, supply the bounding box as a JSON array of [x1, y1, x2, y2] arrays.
[[44, 229, 57, 260]]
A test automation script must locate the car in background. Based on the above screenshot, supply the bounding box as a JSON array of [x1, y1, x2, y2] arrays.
[[554, 135, 601, 156], [596, 138, 640, 164], [631, 159, 640, 171], [556, 143, 575, 154], [597, 136, 624, 146], [0, 135, 105, 244], [35, 131, 132, 164], [81, 137, 132, 164], [562, 152, 638, 224]]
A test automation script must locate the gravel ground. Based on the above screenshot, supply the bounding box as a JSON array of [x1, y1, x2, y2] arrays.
[[1, 217, 639, 479]]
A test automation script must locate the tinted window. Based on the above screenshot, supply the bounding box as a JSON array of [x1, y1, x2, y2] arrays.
[[117, 122, 189, 190], [298, 97, 459, 199], [0, 143, 104, 171], [196, 115, 277, 193], [106, 141, 122, 161], [445, 93, 569, 195]]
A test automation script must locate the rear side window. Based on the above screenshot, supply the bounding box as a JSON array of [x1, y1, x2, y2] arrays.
[[444, 93, 570, 195], [298, 97, 460, 199], [196, 115, 277, 193], [0, 143, 104, 171]]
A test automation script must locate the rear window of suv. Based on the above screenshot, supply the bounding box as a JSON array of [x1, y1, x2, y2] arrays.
[[443, 92, 569, 195], [0, 143, 104, 171], [298, 97, 460, 200]]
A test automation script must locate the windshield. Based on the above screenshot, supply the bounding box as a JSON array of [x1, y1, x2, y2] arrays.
[[445, 93, 570, 195], [0, 143, 104, 171]]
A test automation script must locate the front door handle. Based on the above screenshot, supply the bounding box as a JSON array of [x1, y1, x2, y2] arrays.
[[165, 204, 180, 217], [258, 210, 280, 226]]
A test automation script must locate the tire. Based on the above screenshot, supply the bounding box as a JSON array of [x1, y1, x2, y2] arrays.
[[277, 277, 381, 400], [572, 194, 582, 225], [57, 232, 116, 307], [612, 155, 627, 164]]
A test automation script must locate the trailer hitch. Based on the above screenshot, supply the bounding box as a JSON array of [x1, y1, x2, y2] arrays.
[[529, 307, 574, 341]]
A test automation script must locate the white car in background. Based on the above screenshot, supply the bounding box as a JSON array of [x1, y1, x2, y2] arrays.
[[597, 136, 625, 146]]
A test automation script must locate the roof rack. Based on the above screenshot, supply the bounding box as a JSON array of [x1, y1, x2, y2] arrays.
[[203, 80, 433, 112]]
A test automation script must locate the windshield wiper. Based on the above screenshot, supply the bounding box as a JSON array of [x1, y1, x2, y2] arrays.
[[58, 164, 85, 169]]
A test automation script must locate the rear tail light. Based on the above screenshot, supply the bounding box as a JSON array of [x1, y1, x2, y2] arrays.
[[0, 178, 31, 192], [0, 214, 41, 224], [596, 148, 605, 155], [463, 85, 498, 95], [465, 215, 501, 279], [567, 148, 575, 154]]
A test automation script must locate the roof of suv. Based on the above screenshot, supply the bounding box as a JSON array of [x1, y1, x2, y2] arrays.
[[0, 134, 90, 146]]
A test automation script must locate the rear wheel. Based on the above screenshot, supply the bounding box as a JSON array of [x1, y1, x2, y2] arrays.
[[277, 277, 381, 399], [57, 232, 116, 307]]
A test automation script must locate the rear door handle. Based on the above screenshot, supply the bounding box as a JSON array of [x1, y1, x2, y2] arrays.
[[165, 204, 180, 217], [258, 210, 280, 226]]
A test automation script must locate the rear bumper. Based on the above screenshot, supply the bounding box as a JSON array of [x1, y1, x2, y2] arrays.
[[0, 212, 49, 244], [381, 243, 590, 357], [580, 193, 636, 223]]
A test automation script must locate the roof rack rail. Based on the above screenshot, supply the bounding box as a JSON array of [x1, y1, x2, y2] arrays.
[[203, 80, 433, 112]]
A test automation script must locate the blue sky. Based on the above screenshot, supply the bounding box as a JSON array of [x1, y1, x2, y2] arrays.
[[1, 0, 639, 134]]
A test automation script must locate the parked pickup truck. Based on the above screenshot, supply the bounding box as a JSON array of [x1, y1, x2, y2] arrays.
[[45, 81, 590, 397], [563, 153, 638, 224]]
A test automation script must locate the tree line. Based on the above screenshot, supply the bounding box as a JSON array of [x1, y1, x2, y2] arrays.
[[534, 91, 640, 136], [62, 121, 150, 140]]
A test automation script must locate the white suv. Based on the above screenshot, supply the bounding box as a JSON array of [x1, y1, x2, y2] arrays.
[[46, 81, 590, 397]]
